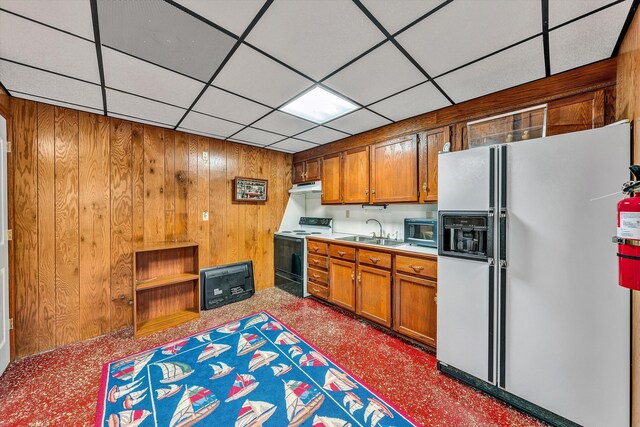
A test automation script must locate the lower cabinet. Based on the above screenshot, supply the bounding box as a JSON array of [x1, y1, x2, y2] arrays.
[[356, 265, 392, 327], [329, 258, 356, 312], [393, 273, 437, 347]]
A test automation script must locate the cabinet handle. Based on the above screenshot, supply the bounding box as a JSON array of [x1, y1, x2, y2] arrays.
[[351, 271, 355, 281], [371, 188, 376, 195], [422, 182, 427, 192], [434, 294, 438, 304], [369, 256, 380, 263], [364, 188, 369, 195], [410, 265, 424, 272], [338, 251, 346, 256], [358, 273, 362, 283], [311, 246, 319, 252], [311, 273, 320, 279], [312, 259, 320, 264]]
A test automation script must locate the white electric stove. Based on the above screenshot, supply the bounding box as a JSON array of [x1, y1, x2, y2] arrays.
[[274, 217, 332, 297]]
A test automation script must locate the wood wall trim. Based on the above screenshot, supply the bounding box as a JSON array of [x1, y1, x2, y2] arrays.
[[8, 98, 292, 358], [295, 58, 617, 163], [616, 7, 640, 427]]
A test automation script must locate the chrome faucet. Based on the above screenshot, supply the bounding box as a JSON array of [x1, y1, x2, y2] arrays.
[[366, 219, 383, 238]]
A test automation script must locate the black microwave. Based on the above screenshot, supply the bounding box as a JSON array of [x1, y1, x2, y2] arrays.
[[404, 218, 438, 248]]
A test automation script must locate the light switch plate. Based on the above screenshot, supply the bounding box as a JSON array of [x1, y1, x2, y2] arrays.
[[202, 151, 209, 161], [202, 211, 209, 221]]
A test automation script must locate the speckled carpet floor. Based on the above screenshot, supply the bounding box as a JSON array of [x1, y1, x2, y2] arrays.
[[0, 287, 544, 426]]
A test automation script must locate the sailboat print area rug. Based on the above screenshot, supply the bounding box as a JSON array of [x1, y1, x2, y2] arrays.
[[96, 311, 418, 427]]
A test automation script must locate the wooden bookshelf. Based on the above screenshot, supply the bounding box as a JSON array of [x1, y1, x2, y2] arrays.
[[133, 241, 200, 337]]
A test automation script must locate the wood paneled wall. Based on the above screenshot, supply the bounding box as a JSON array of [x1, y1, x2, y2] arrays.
[[7, 98, 292, 358], [616, 9, 640, 427]]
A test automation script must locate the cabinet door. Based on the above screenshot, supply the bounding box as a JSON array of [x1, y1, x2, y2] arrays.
[[357, 265, 392, 327], [370, 135, 418, 203], [329, 258, 356, 312], [322, 153, 342, 204], [393, 273, 437, 347], [293, 161, 305, 184], [421, 127, 450, 203], [305, 158, 322, 181], [546, 90, 605, 136], [343, 146, 370, 204]]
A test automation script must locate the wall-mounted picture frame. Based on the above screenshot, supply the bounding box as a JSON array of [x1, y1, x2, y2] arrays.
[[233, 177, 268, 202]]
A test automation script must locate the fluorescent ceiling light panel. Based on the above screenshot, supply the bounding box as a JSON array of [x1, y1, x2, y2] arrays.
[[280, 87, 357, 124]]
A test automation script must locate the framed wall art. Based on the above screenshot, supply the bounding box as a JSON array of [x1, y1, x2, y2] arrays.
[[233, 177, 268, 202]]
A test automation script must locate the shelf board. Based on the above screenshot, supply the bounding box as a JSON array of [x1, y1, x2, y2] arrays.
[[134, 240, 198, 253], [136, 309, 200, 337], [135, 273, 199, 291]]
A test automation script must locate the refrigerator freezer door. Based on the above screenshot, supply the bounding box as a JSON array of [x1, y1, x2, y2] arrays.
[[502, 124, 630, 426], [438, 146, 493, 211]]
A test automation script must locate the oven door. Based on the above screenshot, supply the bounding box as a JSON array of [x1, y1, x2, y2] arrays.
[[274, 235, 304, 297]]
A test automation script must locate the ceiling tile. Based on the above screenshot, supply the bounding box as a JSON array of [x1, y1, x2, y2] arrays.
[[0, 11, 99, 83], [435, 37, 545, 103], [108, 112, 174, 128], [232, 127, 286, 145], [192, 85, 271, 124], [0, 59, 103, 110], [102, 47, 204, 108], [9, 92, 103, 115], [106, 88, 186, 126], [548, 0, 629, 28], [213, 44, 313, 108], [325, 108, 391, 134], [172, 0, 264, 37], [227, 138, 266, 148], [360, 0, 444, 34], [323, 42, 425, 105], [176, 127, 226, 140], [368, 82, 450, 122], [549, 1, 631, 74], [0, 0, 94, 40], [246, 0, 384, 80], [97, 0, 236, 82], [296, 126, 349, 145], [270, 138, 317, 153], [268, 146, 294, 154], [253, 111, 316, 136], [180, 111, 245, 138], [396, 0, 541, 77]]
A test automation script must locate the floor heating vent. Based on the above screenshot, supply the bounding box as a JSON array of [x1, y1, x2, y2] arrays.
[[200, 261, 254, 310]]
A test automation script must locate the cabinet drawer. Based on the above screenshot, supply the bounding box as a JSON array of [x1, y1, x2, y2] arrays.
[[307, 253, 328, 269], [307, 267, 328, 285], [330, 244, 356, 261], [308, 240, 328, 255], [308, 282, 328, 300], [358, 249, 391, 269], [395, 255, 437, 279]]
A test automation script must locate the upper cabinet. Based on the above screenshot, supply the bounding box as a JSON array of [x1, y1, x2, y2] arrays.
[[321, 153, 342, 204], [293, 158, 322, 183], [370, 135, 419, 203], [419, 127, 451, 203], [546, 90, 605, 136], [343, 147, 370, 204]]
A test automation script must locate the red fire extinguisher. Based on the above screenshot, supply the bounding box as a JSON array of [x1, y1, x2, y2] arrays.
[[616, 165, 640, 291]]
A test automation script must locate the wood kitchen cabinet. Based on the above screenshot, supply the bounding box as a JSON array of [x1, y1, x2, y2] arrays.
[[356, 263, 392, 327], [419, 126, 451, 203], [329, 258, 356, 312], [321, 153, 342, 204], [370, 135, 419, 203], [546, 90, 605, 136], [393, 255, 438, 347], [343, 147, 370, 204], [293, 158, 322, 183]]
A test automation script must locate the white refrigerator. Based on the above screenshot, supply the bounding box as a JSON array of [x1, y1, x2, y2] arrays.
[[436, 123, 631, 427]]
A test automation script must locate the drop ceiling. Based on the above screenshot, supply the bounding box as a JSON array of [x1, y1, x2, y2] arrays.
[[0, 0, 635, 153]]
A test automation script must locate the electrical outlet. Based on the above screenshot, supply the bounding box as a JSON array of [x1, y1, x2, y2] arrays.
[[345, 210, 350, 218], [202, 211, 209, 221], [202, 151, 209, 161]]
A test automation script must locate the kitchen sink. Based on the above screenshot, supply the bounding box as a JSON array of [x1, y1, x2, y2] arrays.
[[336, 235, 404, 247]]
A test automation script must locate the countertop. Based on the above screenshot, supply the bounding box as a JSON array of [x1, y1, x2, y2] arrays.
[[307, 233, 438, 257]]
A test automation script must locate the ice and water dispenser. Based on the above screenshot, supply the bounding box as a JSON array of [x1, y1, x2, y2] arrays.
[[438, 212, 492, 261]]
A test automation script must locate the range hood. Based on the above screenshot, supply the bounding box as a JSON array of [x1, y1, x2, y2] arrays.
[[289, 181, 322, 194]]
